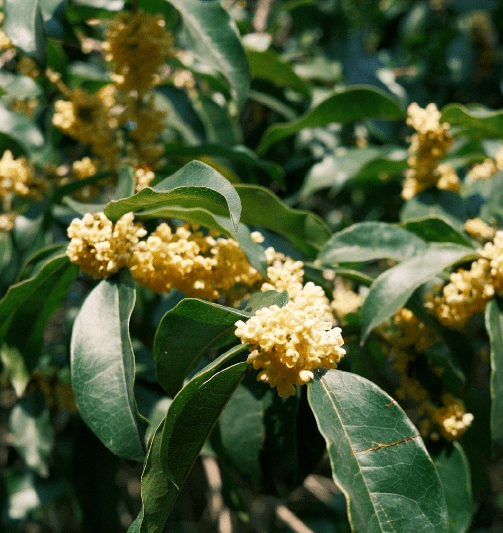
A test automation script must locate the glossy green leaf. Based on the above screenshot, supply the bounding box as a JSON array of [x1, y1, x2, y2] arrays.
[[400, 190, 467, 227], [246, 49, 310, 97], [0, 71, 43, 99], [71, 271, 145, 462], [308, 370, 448, 533], [9, 394, 53, 478], [134, 346, 248, 532], [0, 254, 78, 395], [434, 443, 473, 533], [441, 104, 503, 138], [154, 291, 286, 397], [317, 222, 427, 265], [484, 299, 503, 450], [361, 244, 476, 340], [162, 143, 285, 185], [401, 216, 474, 247], [235, 184, 331, 258], [166, 0, 249, 108], [4, 0, 46, 65], [257, 85, 405, 155], [105, 161, 241, 233], [0, 105, 46, 162]]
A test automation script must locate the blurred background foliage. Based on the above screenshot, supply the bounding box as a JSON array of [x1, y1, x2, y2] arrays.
[[1, 0, 503, 532]]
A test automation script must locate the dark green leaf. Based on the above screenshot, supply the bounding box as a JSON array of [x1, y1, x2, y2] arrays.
[[246, 49, 310, 97], [401, 216, 474, 246], [308, 370, 448, 533], [484, 299, 503, 451], [4, 0, 46, 65], [154, 299, 250, 397], [434, 443, 473, 533], [361, 244, 477, 340], [166, 0, 249, 108], [105, 161, 241, 233], [236, 184, 331, 258], [317, 222, 427, 265], [195, 94, 240, 145], [71, 271, 145, 462], [441, 104, 503, 139], [0, 254, 78, 395], [257, 85, 405, 155], [400, 190, 467, 228], [135, 346, 248, 532]]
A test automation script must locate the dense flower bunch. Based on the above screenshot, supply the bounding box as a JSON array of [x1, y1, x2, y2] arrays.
[[103, 10, 173, 95], [467, 147, 503, 180], [402, 103, 460, 200], [66, 212, 146, 279], [463, 217, 495, 242], [378, 309, 473, 441], [235, 249, 345, 398], [330, 277, 364, 322]]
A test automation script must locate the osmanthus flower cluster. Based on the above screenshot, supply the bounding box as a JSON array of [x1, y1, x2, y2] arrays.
[[378, 309, 473, 441], [402, 103, 460, 200], [66, 212, 346, 397], [426, 229, 503, 328]]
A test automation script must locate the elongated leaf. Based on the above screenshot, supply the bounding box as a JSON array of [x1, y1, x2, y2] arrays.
[[246, 49, 310, 97], [166, 0, 249, 108], [361, 244, 476, 340], [71, 271, 145, 462], [154, 291, 287, 396], [434, 443, 473, 533], [317, 222, 427, 265], [0, 254, 78, 395], [4, 0, 46, 65], [401, 216, 474, 247], [308, 370, 448, 533], [105, 161, 241, 233], [400, 190, 467, 227], [441, 103, 503, 138], [257, 85, 405, 155], [484, 299, 503, 450], [236, 184, 331, 258], [134, 346, 248, 533], [0, 105, 46, 161]]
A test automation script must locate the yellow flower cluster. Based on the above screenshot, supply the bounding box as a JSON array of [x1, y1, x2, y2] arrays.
[[467, 147, 503, 180], [134, 165, 155, 192], [52, 86, 120, 169], [129, 223, 263, 300], [420, 395, 474, 442], [426, 230, 503, 328], [235, 281, 345, 398], [331, 277, 364, 322], [235, 249, 345, 398], [463, 217, 495, 243], [402, 103, 460, 200], [66, 212, 146, 279], [0, 150, 39, 199], [0, 11, 12, 50], [103, 10, 173, 95]]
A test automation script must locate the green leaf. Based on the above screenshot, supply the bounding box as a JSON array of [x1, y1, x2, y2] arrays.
[[317, 222, 427, 265], [3, 0, 46, 65], [308, 370, 448, 533], [256, 85, 405, 155], [70, 271, 145, 462], [360, 244, 477, 340], [434, 443, 473, 533], [246, 49, 310, 97], [0, 105, 46, 162], [0, 254, 78, 395], [162, 143, 285, 186], [400, 190, 467, 228], [166, 0, 249, 108], [0, 71, 43, 99], [154, 299, 249, 397], [235, 184, 331, 258], [154, 291, 286, 397], [105, 161, 241, 233], [135, 346, 248, 532], [441, 103, 503, 139], [484, 299, 503, 451], [9, 394, 53, 478], [401, 216, 474, 247]]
